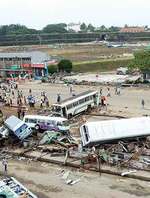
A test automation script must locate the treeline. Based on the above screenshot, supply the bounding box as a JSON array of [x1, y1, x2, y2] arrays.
[[0, 24, 149, 46], [0, 23, 121, 35]]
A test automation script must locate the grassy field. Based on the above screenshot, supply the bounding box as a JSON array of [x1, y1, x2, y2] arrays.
[[40, 44, 134, 62], [73, 58, 132, 72], [0, 44, 135, 72]]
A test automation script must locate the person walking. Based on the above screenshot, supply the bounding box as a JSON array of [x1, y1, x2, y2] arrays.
[[100, 88, 103, 96], [141, 99, 145, 109], [2, 158, 8, 175], [57, 94, 61, 103]]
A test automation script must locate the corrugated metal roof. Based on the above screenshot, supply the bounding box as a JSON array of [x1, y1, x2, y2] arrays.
[[0, 51, 51, 63]]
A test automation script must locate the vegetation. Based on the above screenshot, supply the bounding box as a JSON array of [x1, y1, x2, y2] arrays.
[[58, 59, 73, 73], [129, 50, 150, 71], [0, 23, 149, 45], [42, 23, 67, 33], [73, 59, 132, 72], [48, 65, 58, 74]]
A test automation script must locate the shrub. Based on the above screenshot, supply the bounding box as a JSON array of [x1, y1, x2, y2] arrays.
[[48, 65, 58, 74], [58, 59, 73, 73]]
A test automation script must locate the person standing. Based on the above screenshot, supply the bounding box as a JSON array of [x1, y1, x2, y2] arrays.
[[57, 94, 61, 103], [141, 99, 145, 109], [100, 88, 103, 96], [2, 158, 8, 175], [107, 87, 111, 97]]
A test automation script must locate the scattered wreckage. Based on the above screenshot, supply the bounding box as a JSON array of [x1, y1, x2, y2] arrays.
[[0, 116, 32, 145], [0, 177, 37, 198]]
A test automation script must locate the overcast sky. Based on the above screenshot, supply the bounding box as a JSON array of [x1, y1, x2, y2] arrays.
[[0, 0, 149, 29]]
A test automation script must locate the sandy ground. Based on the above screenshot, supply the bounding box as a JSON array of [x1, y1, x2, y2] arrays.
[[0, 159, 149, 198], [16, 81, 150, 117], [1, 81, 150, 198]]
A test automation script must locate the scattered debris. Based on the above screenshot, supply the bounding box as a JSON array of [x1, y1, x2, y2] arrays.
[[0, 177, 37, 198], [121, 170, 137, 177]]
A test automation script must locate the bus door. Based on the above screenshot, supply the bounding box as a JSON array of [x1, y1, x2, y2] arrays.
[[93, 93, 99, 106], [62, 107, 67, 118]]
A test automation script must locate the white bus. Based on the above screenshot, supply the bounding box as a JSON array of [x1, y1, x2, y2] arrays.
[[23, 115, 70, 132], [80, 117, 150, 147], [51, 90, 99, 119]]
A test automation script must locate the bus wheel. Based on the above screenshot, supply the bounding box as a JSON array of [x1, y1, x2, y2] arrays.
[[87, 105, 92, 113]]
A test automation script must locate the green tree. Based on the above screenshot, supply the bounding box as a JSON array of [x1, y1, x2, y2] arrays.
[[108, 26, 120, 32], [80, 23, 87, 32], [42, 23, 67, 33], [48, 65, 58, 74], [99, 25, 107, 31], [58, 59, 73, 73], [87, 24, 95, 32], [128, 50, 150, 72]]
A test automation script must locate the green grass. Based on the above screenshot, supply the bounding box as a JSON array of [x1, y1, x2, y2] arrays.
[[73, 58, 133, 72]]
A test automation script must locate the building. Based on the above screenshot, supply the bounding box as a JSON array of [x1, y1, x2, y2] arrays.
[[120, 26, 145, 33], [0, 51, 52, 79], [67, 23, 81, 32]]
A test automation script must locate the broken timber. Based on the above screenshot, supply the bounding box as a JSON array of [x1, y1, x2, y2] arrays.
[[4, 150, 150, 182]]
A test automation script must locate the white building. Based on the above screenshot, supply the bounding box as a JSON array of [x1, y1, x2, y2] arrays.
[[67, 23, 81, 32]]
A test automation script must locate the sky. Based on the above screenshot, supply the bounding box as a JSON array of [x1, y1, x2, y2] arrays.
[[0, 0, 149, 29]]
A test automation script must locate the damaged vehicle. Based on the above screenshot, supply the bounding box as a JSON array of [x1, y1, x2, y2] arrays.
[[80, 117, 150, 147], [3, 116, 32, 141], [23, 115, 70, 133]]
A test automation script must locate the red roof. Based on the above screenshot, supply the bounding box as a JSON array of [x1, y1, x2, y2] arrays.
[[120, 27, 145, 33]]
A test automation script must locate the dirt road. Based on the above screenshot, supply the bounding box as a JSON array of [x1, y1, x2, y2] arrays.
[[17, 81, 150, 117], [1, 159, 149, 198]]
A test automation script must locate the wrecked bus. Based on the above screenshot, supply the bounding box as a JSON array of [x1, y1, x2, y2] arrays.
[[51, 90, 99, 119], [80, 117, 150, 147], [4, 116, 32, 140]]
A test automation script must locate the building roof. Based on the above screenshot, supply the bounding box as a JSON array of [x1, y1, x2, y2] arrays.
[[0, 51, 51, 63], [120, 27, 145, 33]]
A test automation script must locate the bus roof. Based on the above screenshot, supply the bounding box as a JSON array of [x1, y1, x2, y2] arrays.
[[5, 116, 24, 131], [80, 117, 150, 146], [53, 90, 98, 107], [24, 115, 67, 122]]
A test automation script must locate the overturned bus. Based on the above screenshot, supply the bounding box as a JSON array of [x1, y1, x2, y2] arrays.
[[80, 117, 150, 147]]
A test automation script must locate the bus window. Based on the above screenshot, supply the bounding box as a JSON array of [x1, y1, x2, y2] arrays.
[[79, 98, 85, 104], [52, 106, 61, 113], [67, 104, 73, 110], [85, 96, 90, 102], [28, 119, 37, 124], [73, 101, 78, 107]]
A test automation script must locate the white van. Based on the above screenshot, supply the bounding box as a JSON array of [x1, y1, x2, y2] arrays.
[[23, 115, 70, 132]]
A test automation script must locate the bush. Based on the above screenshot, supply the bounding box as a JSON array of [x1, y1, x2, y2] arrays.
[[48, 65, 58, 74], [58, 59, 73, 73]]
